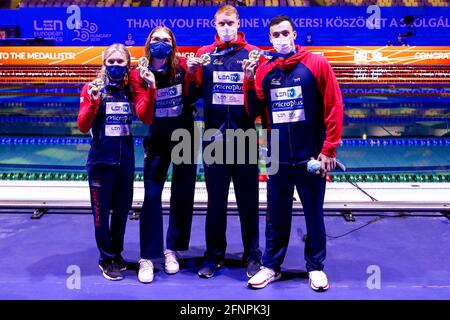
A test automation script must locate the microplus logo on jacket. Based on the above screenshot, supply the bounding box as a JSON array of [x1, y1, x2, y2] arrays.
[[270, 86, 305, 124], [212, 71, 244, 106], [105, 102, 132, 136], [155, 84, 183, 118]]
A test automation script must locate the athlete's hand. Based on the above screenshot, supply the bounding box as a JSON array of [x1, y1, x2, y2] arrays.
[[87, 81, 101, 100], [242, 59, 257, 79], [138, 66, 156, 89], [317, 153, 337, 173], [187, 57, 203, 74]]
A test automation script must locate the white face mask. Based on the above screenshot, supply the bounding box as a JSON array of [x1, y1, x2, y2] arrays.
[[272, 37, 293, 54], [217, 27, 238, 42]]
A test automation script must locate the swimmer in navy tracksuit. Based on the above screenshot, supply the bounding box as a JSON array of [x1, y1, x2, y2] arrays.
[[78, 44, 134, 281], [130, 26, 198, 283], [187, 5, 263, 278], [244, 16, 343, 291]]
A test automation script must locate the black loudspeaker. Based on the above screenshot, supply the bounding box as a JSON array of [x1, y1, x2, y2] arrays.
[[402, 16, 415, 25]]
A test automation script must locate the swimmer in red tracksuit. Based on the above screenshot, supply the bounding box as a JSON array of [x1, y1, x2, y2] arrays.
[[78, 43, 134, 281], [243, 15, 343, 292]]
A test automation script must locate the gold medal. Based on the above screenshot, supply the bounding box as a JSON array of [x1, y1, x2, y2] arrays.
[[138, 56, 149, 68], [249, 50, 261, 62], [200, 53, 211, 66], [92, 78, 104, 90]]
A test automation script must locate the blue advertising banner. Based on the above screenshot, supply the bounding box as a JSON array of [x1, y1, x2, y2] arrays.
[[0, 9, 18, 26], [0, 7, 449, 46]]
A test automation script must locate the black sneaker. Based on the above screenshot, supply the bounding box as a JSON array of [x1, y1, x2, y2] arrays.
[[246, 259, 262, 278], [197, 259, 224, 278], [115, 255, 127, 272], [98, 260, 123, 281]]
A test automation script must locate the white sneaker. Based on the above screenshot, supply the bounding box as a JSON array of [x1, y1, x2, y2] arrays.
[[138, 259, 154, 283], [309, 270, 329, 292], [164, 249, 180, 275], [247, 267, 281, 289]]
